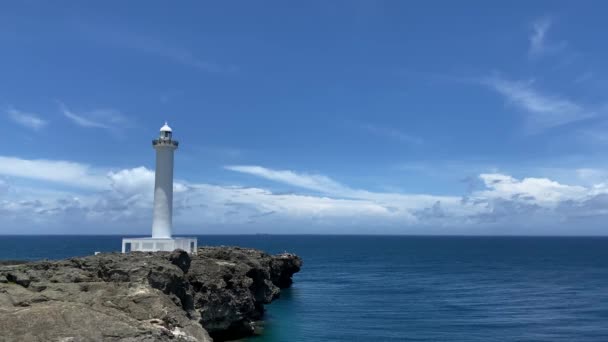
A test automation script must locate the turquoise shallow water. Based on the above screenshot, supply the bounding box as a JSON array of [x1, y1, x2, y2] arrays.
[[1, 235, 608, 341]]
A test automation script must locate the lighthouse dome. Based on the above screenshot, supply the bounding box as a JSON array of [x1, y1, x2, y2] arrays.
[[160, 122, 172, 132]]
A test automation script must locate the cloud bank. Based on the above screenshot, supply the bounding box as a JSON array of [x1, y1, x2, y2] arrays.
[[1, 157, 607, 235]]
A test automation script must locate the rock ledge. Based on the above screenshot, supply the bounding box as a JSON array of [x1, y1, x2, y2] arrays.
[[0, 246, 302, 342]]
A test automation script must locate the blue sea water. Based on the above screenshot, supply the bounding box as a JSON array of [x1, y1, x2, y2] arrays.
[[1, 235, 608, 342]]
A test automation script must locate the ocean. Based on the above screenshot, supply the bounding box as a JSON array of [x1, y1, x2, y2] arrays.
[[1, 235, 607, 341]]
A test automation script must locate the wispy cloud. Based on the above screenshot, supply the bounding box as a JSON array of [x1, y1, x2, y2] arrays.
[[62, 106, 108, 128], [483, 76, 594, 131], [127, 35, 235, 73], [59, 102, 128, 130], [360, 123, 423, 145], [225, 165, 463, 209], [528, 17, 566, 59], [529, 17, 551, 57], [574, 118, 608, 146], [574, 71, 594, 84], [225, 165, 349, 195], [147, 42, 237, 73], [192, 146, 243, 159], [6, 108, 48, 130], [86, 27, 237, 73]]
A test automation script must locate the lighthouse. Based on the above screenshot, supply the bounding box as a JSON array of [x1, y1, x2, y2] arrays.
[[121, 123, 197, 254], [151, 122, 177, 239]]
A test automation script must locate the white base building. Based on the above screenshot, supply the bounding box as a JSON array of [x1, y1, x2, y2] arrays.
[[121, 122, 197, 254], [121, 237, 197, 254]]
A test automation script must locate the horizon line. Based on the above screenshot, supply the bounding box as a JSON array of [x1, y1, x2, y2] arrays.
[[1, 233, 608, 238]]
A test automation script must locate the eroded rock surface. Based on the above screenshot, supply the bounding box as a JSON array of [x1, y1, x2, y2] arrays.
[[0, 247, 302, 342]]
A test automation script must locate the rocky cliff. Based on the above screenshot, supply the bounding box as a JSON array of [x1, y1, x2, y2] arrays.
[[0, 247, 302, 342]]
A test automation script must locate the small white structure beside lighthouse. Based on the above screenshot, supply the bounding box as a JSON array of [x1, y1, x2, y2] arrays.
[[121, 122, 197, 254]]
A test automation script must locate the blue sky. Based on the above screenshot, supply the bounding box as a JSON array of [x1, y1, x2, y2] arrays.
[[2, 1, 608, 235]]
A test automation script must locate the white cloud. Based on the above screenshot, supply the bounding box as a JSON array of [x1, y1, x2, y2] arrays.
[[360, 123, 423, 145], [0, 179, 9, 194], [529, 17, 551, 57], [0, 159, 409, 233], [132, 38, 236, 73], [574, 71, 594, 84], [528, 17, 566, 58], [575, 168, 608, 185], [179, 184, 395, 224], [2, 157, 608, 235], [484, 76, 593, 131], [225, 165, 349, 195], [225, 165, 477, 219], [226, 165, 608, 233], [473, 173, 588, 205], [146, 42, 236, 73], [86, 28, 237, 73], [0, 156, 108, 189], [108, 167, 155, 195], [59, 102, 128, 129], [6, 108, 48, 130]]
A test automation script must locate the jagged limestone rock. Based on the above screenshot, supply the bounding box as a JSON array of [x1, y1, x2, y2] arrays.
[[0, 247, 302, 342]]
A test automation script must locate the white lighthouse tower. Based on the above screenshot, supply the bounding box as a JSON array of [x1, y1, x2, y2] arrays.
[[121, 122, 197, 254], [151, 122, 177, 239]]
